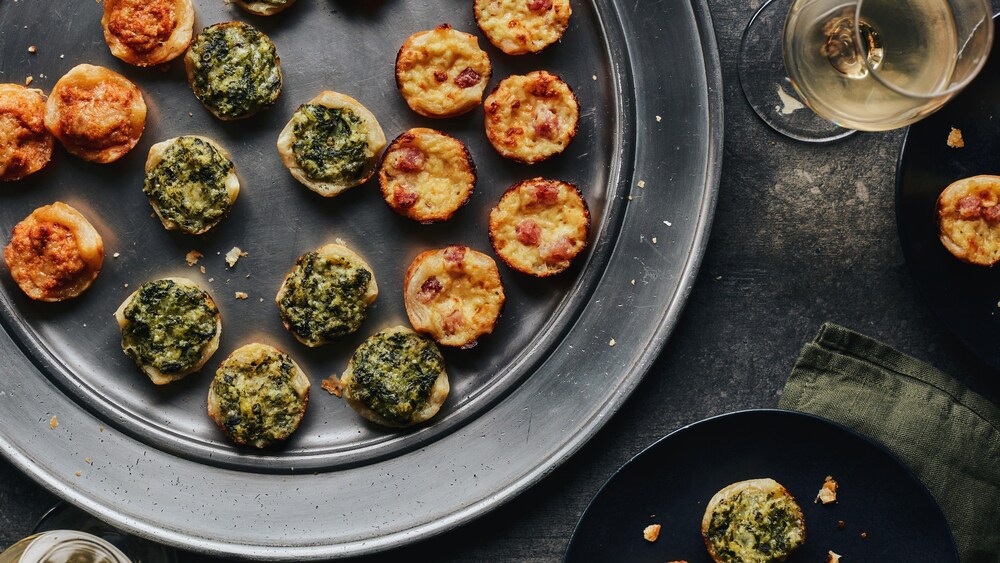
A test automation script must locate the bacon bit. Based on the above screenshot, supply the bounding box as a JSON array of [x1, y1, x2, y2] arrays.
[[947, 127, 964, 148], [529, 74, 558, 97], [435, 23, 452, 31], [516, 220, 541, 246], [543, 236, 575, 262], [321, 375, 343, 397], [957, 196, 982, 218], [443, 245, 467, 264], [433, 70, 448, 83], [533, 107, 559, 139], [455, 68, 482, 88], [815, 475, 838, 504], [510, 99, 521, 110], [394, 186, 419, 208], [396, 147, 425, 173], [443, 310, 464, 334], [49, 416, 59, 429], [185, 250, 203, 267], [642, 524, 660, 542], [984, 205, 1000, 222], [507, 20, 520, 29], [417, 276, 443, 302], [837, 520, 846, 529], [528, 0, 553, 11], [503, 127, 524, 145], [534, 182, 561, 205], [486, 101, 500, 115]]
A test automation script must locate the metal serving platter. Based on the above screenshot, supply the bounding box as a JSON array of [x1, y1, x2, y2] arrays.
[[0, 0, 722, 559]]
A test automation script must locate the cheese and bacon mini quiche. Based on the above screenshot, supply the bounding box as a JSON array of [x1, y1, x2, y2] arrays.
[[378, 128, 476, 223], [0, 84, 53, 182], [185, 22, 282, 120], [45, 64, 147, 164], [484, 70, 578, 163], [276, 243, 378, 347], [277, 91, 386, 197], [474, 0, 572, 55], [395, 24, 492, 118], [115, 278, 221, 385], [3, 202, 103, 302], [937, 175, 1000, 266], [489, 178, 590, 276], [208, 343, 310, 448], [340, 326, 449, 428], [143, 136, 240, 235], [403, 245, 505, 348], [701, 478, 806, 563], [234, 0, 297, 16], [101, 0, 195, 66]]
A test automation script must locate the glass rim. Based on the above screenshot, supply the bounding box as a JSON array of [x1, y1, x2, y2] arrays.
[[853, 0, 994, 99]]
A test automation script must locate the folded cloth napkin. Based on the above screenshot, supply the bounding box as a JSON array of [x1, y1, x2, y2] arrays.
[[779, 323, 1000, 563]]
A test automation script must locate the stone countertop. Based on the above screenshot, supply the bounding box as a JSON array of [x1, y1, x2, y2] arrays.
[[3, 0, 999, 560]]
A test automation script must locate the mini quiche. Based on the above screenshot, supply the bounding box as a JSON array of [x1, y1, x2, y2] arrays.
[[395, 24, 492, 118], [276, 243, 379, 347], [702, 478, 806, 563], [937, 175, 1000, 266], [185, 22, 283, 120], [234, 0, 297, 16], [484, 70, 579, 164], [45, 64, 147, 164], [207, 343, 310, 448], [277, 91, 386, 197], [474, 0, 572, 55], [3, 202, 104, 302], [340, 326, 449, 427], [143, 136, 240, 235], [101, 0, 195, 67], [378, 128, 476, 223], [489, 178, 590, 276], [403, 245, 505, 348], [115, 278, 221, 385], [0, 84, 53, 182]]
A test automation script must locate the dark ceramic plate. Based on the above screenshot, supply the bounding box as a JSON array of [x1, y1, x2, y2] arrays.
[[565, 410, 957, 562], [896, 14, 1000, 371]]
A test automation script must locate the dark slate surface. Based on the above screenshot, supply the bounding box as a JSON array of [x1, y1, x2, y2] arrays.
[[3, 0, 999, 560]]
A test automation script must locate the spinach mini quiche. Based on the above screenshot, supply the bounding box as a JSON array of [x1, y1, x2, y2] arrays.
[[701, 478, 806, 563], [340, 326, 449, 427], [143, 136, 240, 235], [184, 22, 282, 120], [277, 91, 386, 197], [207, 343, 310, 448], [275, 243, 379, 347], [115, 277, 221, 385]]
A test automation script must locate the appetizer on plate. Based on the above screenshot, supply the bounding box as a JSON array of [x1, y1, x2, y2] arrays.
[[185, 22, 282, 120], [701, 478, 806, 563], [474, 0, 572, 55], [484, 70, 579, 163], [489, 178, 590, 276], [403, 245, 505, 348], [936, 174, 1000, 265], [101, 0, 195, 66], [378, 128, 476, 223], [340, 326, 449, 427], [0, 84, 53, 182], [115, 278, 221, 385], [208, 343, 310, 448], [277, 91, 386, 197], [45, 64, 147, 163], [395, 24, 492, 118], [143, 136, 240, 235], [234, 0, 297, 16], [276, 243, 379, 347], [3, 202, 104, 302]]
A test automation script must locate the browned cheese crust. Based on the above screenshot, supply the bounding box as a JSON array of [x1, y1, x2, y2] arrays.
[[403, 246, 505, 347], [3, 202, 104, 301], [395, 24, 492, 118], [474, 0, 572, 55], [0, 84, 53, 182], [378, 128, 476, 223], [937, 175, 1000, 265], [102, 0, 194, 66], [489, 178, 590, 276], [45, 64, 147, 164], [484, 70, 578, 163]]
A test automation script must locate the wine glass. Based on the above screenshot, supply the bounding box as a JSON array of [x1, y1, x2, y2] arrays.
[[739, 0, 993, 142]]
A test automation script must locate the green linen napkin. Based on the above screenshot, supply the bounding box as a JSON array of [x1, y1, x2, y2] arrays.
[[779, 323, 1000, 563]]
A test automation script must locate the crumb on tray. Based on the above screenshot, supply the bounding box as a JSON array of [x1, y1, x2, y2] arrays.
[[947, 127, 964, 148], [642, 524, 661, 542], [321, 375, 343, 397], [816, 475, 838, 504], [185, 250, 203, 267]]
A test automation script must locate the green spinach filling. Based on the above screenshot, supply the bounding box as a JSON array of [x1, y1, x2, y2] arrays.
[[291, 104, 370, 183], [122, 280, 218, 375], [278, 252, 372, 343], [144, 137, 233, 233], [706, 489, 805, 562], [349, 330, 444, 425], [213, 351, 304, 447], [188, 22, 282, 119]]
